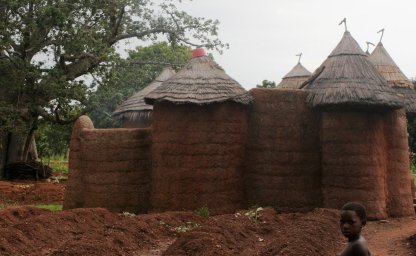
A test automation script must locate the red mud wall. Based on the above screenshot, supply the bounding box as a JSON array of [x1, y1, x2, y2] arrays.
[[244, 89, 322, 212], [64, 116, 94, 209], [64, 116, 152, 213], [150, 102, 247, 214], [383, 110, 414, 217], [320, 111, 388, 219]]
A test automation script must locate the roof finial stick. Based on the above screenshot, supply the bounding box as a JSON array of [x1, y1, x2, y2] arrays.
[[365, 41, 375, 53], [296, 52, 302, 63], [339, 18, 347, 31], [377, 28, 385, 42]]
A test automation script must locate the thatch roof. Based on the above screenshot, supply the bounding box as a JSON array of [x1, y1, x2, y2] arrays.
[[112, 66, 175, 121], [145, 49, 252, 105], [277, 62, 312, 89], [368, 42, 416, 112], [303, 31, 403, 109]]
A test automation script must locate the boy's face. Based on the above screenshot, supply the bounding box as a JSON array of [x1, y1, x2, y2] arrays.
[[340, 210, 363, 241]]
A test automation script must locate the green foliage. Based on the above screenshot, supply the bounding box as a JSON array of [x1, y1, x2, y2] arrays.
[[33, 204, 63, 211], [245, 207, 263, 222], [36, 120, 72, 159], [0, 0, 226, 160], [256, 80, 277, 88], [87, 42, 192, 128], [195, 204, 210, 218]]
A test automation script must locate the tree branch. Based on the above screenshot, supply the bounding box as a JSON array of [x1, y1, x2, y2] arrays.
[[35, 105, 86, 125]]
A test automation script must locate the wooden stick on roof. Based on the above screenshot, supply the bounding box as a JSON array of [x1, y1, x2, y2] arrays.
[[378, 28, 385, 42], [296, 52, 302, 63], [366, 41, 375, 53], [339, 18, 347, 31]]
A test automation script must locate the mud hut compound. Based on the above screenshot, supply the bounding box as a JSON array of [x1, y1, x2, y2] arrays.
[[144, 48, 252, 214], [112, 66, 175, 128], [65, 44, 415, 219]]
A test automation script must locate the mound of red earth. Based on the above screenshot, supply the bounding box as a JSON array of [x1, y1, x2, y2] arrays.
[[0, 206, 344, 256], [0, 181, 64, 205]]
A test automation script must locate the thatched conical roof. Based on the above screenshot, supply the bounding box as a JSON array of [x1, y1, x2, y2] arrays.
[[303, 31, 403, 109], [368, 42, 416, 112], [112, 65, 175, 121], [145, 48, 252, 105], [277, 62, 312, 89]]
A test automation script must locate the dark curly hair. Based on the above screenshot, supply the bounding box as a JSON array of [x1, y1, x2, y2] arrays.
[[341, 202, 367, 224]]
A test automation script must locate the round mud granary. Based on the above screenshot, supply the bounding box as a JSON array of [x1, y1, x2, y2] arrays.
[[145, 48, 252, 214], [304, 30, 409, 219]]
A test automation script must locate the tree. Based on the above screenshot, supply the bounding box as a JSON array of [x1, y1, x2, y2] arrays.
[[0, 0, 226, 167], [256, 80, 276, 88], [88, 42, 192, 128]]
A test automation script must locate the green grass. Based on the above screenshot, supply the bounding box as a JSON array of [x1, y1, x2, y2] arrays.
[[33, 204, 63, 211]]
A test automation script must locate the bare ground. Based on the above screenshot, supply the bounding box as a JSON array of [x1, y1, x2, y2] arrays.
[[0, 180, 414, 255]]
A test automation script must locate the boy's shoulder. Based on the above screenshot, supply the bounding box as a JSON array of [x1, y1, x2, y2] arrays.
[[341, 236, 371, 256]]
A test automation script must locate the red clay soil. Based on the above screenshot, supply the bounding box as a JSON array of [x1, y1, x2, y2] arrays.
[[0, 181, 414, 255], [0, 180, 64, 205]]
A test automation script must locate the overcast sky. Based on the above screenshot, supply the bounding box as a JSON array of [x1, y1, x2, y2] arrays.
[[163, 0, 416, 89]]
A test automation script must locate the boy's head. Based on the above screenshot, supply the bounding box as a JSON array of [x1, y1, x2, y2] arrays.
[[340, 202, 367, 241]]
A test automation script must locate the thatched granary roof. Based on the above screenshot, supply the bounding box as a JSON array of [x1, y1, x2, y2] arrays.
[[112, 66, 175, 121], [277, 62, 312, 89], [368, 42, 416, 113], [145, 48, 252, 105], [303, 31, 403, 109]]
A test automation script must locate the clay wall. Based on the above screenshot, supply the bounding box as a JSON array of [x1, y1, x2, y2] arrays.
[[150, 102, 247, 214], [320, 111, 388, 219], [64, 116, 152, 214], [383, 110, 414, 217], [244, 89, 322, 212], [64, 116, 94, 210], [64, 91, 414, 219]]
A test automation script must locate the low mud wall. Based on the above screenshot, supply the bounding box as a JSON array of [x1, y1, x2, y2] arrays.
[[150, 102, 247, 214], [64, 116, 152, 213], [244, 89, 322, 212]]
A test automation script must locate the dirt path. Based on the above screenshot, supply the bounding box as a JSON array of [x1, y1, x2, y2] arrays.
[[364, 216, 416, 256]]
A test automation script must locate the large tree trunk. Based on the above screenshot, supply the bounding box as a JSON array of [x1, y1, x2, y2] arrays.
[[6, 132, 27, 163]]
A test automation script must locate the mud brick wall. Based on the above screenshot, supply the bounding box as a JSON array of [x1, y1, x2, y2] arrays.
[[64, 116, 94, 209], [150, 102, 247, 214], [383, 109, 414, 217], [244, 89, 322, 212], [64, 116, 152, 213], [320, 111, 388, 219]]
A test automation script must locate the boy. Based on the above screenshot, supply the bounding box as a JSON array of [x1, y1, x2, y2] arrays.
[[339, 202, 371, 256]]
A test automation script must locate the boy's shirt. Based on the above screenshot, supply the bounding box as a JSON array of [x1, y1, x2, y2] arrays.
[[340, 235, 371, 256]]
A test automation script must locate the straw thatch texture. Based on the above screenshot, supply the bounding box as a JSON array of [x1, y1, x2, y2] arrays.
[[150, 101, 248, 214], [64, 115, 94, 210], [145, 56, 252, 105], [383, 109, 415, 217], [368, 42, 416, 113], [112, 66, 175, 126], [304, 31, 403, 109], [244, 89, 322, 212], [277, 62, 311, 89], [320, 111, 388, 219]]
